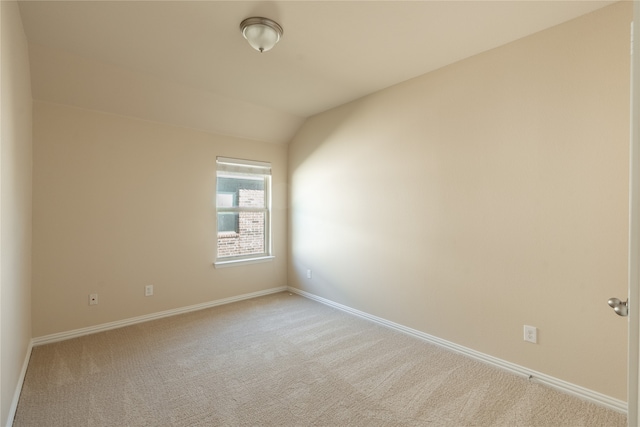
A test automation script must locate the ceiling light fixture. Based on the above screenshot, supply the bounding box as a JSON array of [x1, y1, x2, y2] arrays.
[[240, 17, 283, 53]]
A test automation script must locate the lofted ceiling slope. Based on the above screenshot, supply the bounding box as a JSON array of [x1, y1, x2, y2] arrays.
[[18, 1, 617, 144]]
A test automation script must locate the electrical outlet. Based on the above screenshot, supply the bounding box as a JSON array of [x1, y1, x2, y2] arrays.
[[145, 285, 154, 296], [89, 293, 98, 305], [524, 325, 537, 344], [306, 269, 312, 279]]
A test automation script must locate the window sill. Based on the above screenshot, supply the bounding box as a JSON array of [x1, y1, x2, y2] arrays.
[[214, 256, 275, 269]]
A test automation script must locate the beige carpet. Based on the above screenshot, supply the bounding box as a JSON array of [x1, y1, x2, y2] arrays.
[[14, 292, 626, 426]]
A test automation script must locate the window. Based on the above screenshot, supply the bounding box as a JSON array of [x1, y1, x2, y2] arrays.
[[215, 157, 272, 266]]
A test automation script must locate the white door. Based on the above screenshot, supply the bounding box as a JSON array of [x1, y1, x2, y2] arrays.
[[628, 4, 640, 426], [612, 7, 640, 427]]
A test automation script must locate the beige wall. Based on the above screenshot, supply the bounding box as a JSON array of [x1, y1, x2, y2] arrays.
[[32, 102, 287, 337], [288, 2, 631, 400], [1, 1, 33, 424]]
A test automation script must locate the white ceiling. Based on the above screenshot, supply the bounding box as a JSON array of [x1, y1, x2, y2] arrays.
[[18, 0, 616, 144]]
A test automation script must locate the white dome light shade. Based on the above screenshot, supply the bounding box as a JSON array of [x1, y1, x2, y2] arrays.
[[240, 17, 283, 53]]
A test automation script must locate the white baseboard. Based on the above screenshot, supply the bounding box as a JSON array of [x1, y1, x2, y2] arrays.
[[32, 286, 287, 346], [7, 340, 33, 427], [287, 286, 627, 415]]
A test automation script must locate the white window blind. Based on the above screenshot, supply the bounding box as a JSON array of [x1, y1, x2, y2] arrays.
[[215, 157, 273, 266]]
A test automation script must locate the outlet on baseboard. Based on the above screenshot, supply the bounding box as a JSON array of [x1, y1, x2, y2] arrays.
[[306, 269, 312, 279], [145, 285, 154, 297]]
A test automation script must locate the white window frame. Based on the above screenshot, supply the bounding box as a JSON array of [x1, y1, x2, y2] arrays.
[[214, 157, 273, 268]]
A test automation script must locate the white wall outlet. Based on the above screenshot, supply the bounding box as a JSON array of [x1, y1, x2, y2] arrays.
[[145, 285, 153, 297], [89, 293, 98, 305], [524, 325, 537, 344], [306, 269, 312, 279]]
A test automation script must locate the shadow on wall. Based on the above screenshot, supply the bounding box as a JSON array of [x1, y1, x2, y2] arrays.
[[286, 1, 630, 402]]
